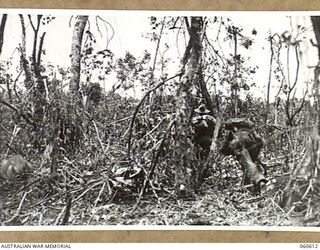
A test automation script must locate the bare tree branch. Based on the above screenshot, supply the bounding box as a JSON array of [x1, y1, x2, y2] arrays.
[[37, 32, 46, 66], [0, 97, 35, 126]]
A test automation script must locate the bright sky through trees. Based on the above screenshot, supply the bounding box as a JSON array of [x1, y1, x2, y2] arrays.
[[0, 10, 318, 100]]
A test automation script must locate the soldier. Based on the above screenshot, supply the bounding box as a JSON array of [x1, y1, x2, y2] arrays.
[[220, 118, 267, 194], [192, 104, 216, 160]]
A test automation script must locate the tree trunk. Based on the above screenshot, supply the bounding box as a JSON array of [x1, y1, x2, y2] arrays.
[[281, 17, 320, 220], [0, 14, 7, 57], [62, 16, 88, 155], [174, 17, 203, 196], [266, 34, 274, 123], [18, 14, 33, 88], [311, 16, 320, 132], [29, 15, 47, 122], [69, 15, 88, 94], [231, 27, 239, 117], [0, 14, 8, 99], [28, 15, 46, 92]]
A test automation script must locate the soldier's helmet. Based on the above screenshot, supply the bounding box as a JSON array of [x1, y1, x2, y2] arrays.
[[192, 104, 216, 128], [194, 104, 210, 115]]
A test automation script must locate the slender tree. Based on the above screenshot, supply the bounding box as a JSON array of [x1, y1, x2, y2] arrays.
[[265, 33, 274, 123], [69, 15, 88, 94], [18, 14, 33, 88], [28, 15, 46, 88], [0, 14, 7, 57]]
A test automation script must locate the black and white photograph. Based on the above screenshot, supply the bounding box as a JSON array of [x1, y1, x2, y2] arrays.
[[0, 10, 319, 228]]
